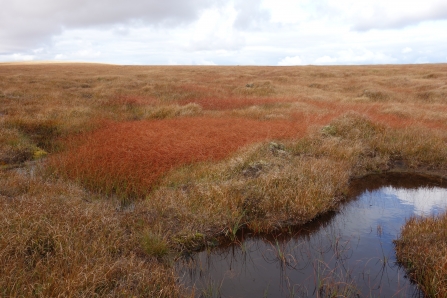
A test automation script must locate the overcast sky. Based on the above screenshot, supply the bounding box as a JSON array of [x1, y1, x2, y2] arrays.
[[1, 0, 446, 65]]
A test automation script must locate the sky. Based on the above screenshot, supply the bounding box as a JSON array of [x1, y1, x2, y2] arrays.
[[1, 0, 447, 65]]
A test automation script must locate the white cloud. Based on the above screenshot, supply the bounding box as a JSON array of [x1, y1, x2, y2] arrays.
[[0, 53, 35, 61], [415, 56, 429, 64], [314, 55, 337, 65], [33, 48, 44, 54], [194, 59, 217, 65], [185, 5, 246, 51], [402, 47, 413, 54], [278, 55, 304, 66], [74, 50, 101, 58], [317, 48, 398, 65], [262, 0, 311, 24], [322, 0, 447, 31], [55, 54, 67, 60], [113, 26, 131, 36]]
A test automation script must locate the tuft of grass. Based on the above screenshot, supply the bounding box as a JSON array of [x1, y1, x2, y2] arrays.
[[233, 80, 276, 97], [361, 89, 391, 101], [394, 213, 447, 298], [173, 232, 206, 251], [141, 231, 170, 258]]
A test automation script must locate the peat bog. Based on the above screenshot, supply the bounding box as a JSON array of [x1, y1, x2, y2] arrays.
[[1, 63, 447, 297]]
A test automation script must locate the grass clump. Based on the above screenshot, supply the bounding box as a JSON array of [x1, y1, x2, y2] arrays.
[[292, 113, 447, 176], [394, 213, 447, 297], [141, 231, 170, 258], [173, 232, 207, 251], [233, 81, 276, 97], [361, 89, 391, 101]]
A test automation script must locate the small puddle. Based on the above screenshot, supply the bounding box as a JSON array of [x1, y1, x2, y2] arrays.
[[176, 173, 447, 297]]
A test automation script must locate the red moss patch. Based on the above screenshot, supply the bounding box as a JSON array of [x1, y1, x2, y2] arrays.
[[51, 117, 312, 197]]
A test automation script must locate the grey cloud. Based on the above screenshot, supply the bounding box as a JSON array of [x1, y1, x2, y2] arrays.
[[352, 2, 447, 31], [0, 0, 220, 53]]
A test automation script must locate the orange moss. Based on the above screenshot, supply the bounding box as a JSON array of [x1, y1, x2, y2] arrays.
[[51, 116, 317, 197]]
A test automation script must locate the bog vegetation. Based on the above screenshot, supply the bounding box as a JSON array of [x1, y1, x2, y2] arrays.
[[1, 63, 447, 296]]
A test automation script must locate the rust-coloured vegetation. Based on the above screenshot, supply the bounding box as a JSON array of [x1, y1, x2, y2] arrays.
[[52, 116, 325, 197]]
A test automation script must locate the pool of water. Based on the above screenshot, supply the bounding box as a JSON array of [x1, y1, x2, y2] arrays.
[[176, 173, 447, 297]]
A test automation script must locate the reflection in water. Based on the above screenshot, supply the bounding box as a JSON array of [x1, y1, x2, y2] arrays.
[[177, 173, 446, 297]]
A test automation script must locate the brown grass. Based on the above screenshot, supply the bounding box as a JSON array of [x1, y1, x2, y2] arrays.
[[0, 170, 180, 297], [394, 213, 447, 297], [1, 63, 447, 296]]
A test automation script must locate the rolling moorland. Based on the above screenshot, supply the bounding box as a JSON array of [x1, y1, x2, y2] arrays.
[[1, 63, 447, 297]]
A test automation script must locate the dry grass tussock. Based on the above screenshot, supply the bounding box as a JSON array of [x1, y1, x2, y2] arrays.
[[394, 213, 447, 298], [1, 63, 447, 296]]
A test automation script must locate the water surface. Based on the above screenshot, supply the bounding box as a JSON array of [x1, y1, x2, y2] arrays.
[[177, 173, 447, 297]]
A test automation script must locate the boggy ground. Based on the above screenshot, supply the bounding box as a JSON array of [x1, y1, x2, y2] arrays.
[[1, 63, 447, 297]]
